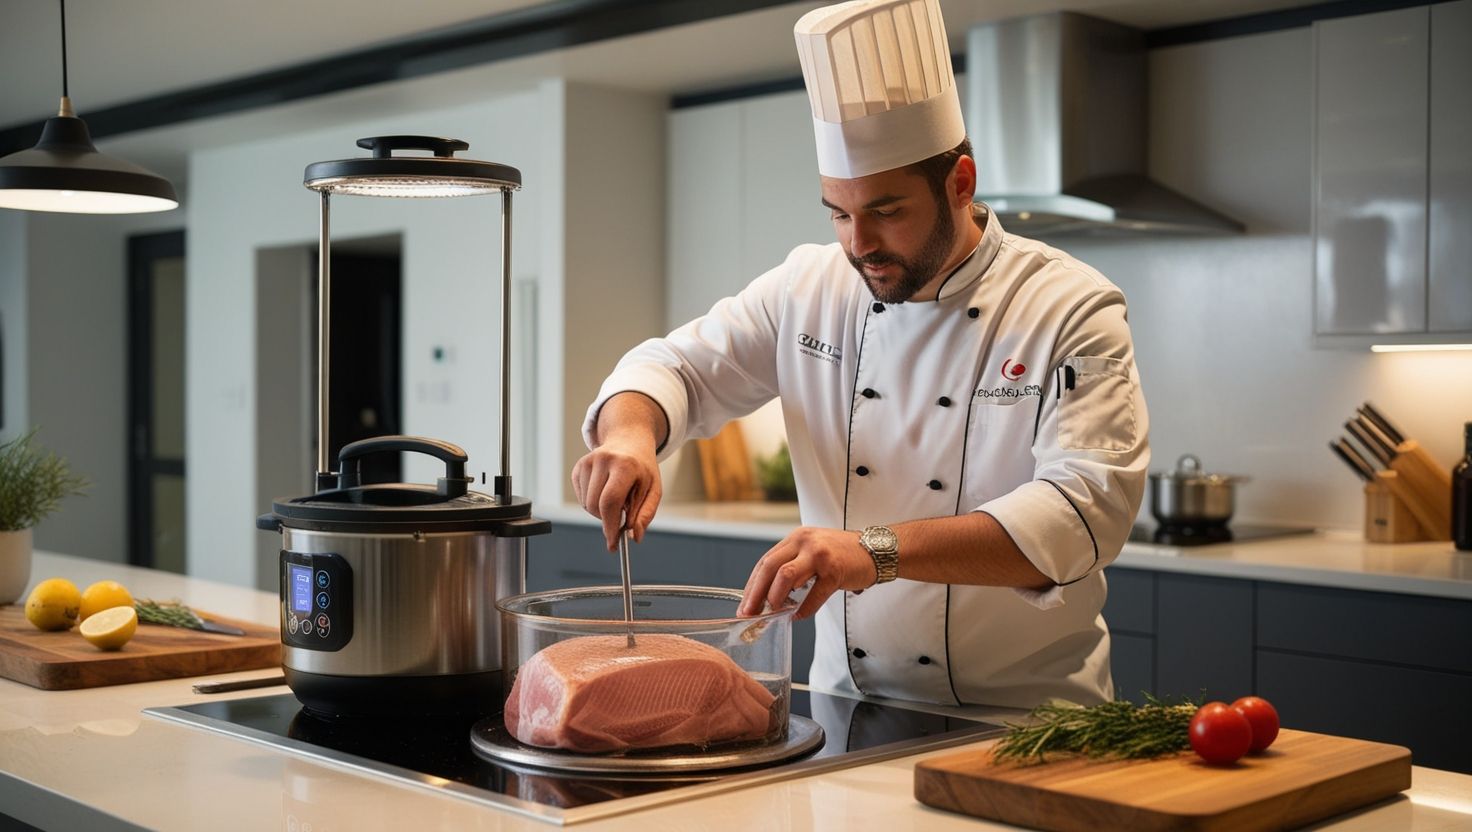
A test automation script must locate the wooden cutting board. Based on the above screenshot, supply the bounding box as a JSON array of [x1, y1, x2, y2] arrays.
[[0, 604, 280, 690], [914, 729, 1411, 832]]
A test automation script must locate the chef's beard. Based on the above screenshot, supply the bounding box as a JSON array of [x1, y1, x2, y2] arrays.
[[847, 204, 957, 303]]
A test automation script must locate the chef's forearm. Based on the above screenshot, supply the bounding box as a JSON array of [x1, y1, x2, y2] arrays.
[[593, 391, 670, 451], [890, 512, 1054, 590]]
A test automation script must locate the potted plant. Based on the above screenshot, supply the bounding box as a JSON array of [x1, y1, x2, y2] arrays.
[[0, 430, 89, 604], [755, 441, 797, 503]]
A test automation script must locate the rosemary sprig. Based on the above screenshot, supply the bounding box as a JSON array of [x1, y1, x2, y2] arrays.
[[134, 598, 206, 630], [992, 695, 1201, 765]]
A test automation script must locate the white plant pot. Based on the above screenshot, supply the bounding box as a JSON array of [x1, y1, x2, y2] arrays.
[[0, 528, 34, 605]]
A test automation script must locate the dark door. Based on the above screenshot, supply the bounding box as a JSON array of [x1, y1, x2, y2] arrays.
[[127, 231, 186, 572], [312, 252, 403, 484]]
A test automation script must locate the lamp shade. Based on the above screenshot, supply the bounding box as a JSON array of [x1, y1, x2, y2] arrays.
[[0, 113, 178, 214], [305, 136, 520, 198]]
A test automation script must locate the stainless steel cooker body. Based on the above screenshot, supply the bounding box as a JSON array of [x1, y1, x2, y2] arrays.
[[280, 527, 524, 678]]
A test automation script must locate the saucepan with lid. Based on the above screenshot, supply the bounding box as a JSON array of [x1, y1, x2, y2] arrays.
[[1149, 453, 1250, 527], [470, 585, 825, 773]]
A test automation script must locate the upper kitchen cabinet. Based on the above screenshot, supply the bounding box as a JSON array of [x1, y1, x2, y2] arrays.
[[1313, 2, 1472, 345], [1430, 0, 1472, 332]]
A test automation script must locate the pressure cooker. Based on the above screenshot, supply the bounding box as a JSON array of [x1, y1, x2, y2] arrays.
[[257, 437, 547, 718], [257, 136, 548, 717]]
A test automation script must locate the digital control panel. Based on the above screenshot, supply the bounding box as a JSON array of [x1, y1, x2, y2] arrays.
[[280, 550, 352, 651]]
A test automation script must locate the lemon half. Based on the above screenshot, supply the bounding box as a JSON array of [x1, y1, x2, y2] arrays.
[[79, 605, 138, 650], [25, 578, 82, 631], [79, 580, 134, 621]]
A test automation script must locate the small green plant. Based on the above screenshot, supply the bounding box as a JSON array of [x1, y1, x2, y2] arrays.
[[756, 441, 797, 502], [0, 430, 90, 532]]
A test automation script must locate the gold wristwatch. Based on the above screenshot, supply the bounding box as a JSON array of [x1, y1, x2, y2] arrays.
[[858, 525, 899, 584]]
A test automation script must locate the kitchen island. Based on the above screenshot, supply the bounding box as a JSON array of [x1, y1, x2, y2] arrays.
[[2, 551, 1471, 831]]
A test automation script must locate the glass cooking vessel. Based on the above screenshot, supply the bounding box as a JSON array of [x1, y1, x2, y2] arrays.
[[497, 586, 794, 752]]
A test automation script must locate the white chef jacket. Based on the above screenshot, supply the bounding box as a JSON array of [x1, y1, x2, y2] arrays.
[[583, 204, 1149, 709]]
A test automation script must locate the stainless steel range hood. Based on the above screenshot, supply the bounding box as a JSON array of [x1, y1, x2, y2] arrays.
[[967, 13, 1243, 237]]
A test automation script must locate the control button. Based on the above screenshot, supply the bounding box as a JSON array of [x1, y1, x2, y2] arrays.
[[316, 591, 330, 609], [937, 396, 952, 407], [872, 302, 885, 313], [855, 466, 870, 477], [918, 655, 932, 665], [288, 616, 299, 635], [928, 479, 943, 491], [316, 571, 329, 588], [861, 387, 877, 399], [301, 619, 314, 635], [316, 614, 329, 629], [852, 648, 867, 659]]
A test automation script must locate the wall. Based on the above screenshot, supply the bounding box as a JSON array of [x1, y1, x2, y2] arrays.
[[0, 213, 24, 445], [0, 208, 181, 560], [664, 27, 1472, 529], [186, 80, 667, 588]]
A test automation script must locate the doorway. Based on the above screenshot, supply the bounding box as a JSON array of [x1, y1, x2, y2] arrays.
[[254, 236, 402, 589], [127, 230, 186, 573]]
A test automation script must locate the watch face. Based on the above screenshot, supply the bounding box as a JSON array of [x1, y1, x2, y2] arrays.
[[863, 526, 898, 552]]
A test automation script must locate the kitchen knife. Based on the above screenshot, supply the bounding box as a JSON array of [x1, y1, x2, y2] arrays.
[[1360, 402, 1406, 446], [1330, 440, 1375, 482], [197, 618, 248, 636], [1360, 402, 1454, 490], [1338, 436, 1379, 479], [1347, 418, 1448, 540], [1346, 420, 1392, 466]]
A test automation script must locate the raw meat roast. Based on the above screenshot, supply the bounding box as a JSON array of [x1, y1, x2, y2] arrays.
[[504, 633, 776, 753]]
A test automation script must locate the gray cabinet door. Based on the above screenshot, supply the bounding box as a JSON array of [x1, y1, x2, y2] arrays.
[[1314, 7, 1429, 335], [1430, 0, 1472, 332]]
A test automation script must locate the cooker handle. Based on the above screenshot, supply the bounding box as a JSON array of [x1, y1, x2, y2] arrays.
[[356, 136, 469, 159], [337, 435, 473, 498]]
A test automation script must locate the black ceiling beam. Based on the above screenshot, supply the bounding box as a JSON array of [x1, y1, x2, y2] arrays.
[[0, 0, 799, 157]]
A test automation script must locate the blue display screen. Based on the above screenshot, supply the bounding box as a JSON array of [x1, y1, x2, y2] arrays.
[[290, 565, 313, 613]]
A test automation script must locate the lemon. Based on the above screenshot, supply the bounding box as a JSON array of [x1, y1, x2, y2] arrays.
[[79, 605, 138, 650], [79, 580, 134, 621], [25, 578, 82, 631]]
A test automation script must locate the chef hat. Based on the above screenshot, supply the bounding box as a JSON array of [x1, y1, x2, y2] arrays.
[[794, 0, 965, 179]]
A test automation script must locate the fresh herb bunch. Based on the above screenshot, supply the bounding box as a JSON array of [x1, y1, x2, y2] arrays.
[[134, 598, 206, 630], [993, 695, 1201, 764], [0, 429, 90, 531]]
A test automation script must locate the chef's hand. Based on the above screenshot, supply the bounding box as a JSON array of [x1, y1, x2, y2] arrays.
[[571, 394, 666, 551], [739, 527, 877, 620]]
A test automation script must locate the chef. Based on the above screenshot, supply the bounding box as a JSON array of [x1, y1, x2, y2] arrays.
[[572, 0, 1149, 710]]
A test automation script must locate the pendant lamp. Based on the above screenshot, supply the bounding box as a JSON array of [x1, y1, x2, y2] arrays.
[[0, 0, 178, 214]]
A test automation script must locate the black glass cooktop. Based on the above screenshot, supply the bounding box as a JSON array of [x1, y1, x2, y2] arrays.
[[1129, 522, 1315, 547], [148, 689, 999, 818]]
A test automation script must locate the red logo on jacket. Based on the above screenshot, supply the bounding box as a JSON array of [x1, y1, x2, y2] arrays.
[[1001, 359, 1027, 380]]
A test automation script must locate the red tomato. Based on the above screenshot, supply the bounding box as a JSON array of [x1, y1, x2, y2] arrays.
[[1231, 696, 1281, 752], [1189, 702, 1253, 764]]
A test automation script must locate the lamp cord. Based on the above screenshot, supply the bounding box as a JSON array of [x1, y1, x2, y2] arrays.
[[59, 0, 69, 99]]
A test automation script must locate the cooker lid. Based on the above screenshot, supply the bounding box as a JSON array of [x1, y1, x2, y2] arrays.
[[1149, 453, 1249, 484], [260, 435, 548, 534], [304, 136, 521, 198]]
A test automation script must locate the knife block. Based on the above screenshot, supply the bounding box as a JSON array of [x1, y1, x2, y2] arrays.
[[1364, 478, 1427, 543]]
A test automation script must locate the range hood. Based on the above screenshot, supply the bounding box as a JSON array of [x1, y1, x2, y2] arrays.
[[967, 13, 1243, 237]]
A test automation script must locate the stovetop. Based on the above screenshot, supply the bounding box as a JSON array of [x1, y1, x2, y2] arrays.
[[1128, 522, 1315, 548], [145, 689, 1002, 825]]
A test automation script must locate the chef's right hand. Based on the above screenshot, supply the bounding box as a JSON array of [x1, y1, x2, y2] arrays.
[[571, 393, 667, 551]]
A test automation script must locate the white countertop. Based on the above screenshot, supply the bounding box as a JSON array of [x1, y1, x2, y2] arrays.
[[540, 503, 1472, 600], [3, 551, 1472, 831]]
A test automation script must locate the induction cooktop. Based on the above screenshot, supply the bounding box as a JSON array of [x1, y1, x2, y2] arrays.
[[1128, 522, 1315, 548], [145, 688, 1002, 825]]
